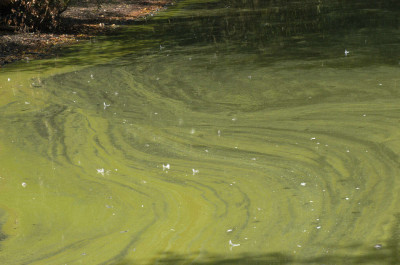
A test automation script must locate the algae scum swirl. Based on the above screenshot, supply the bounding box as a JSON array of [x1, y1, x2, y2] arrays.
[[1, 0, 400, 264]]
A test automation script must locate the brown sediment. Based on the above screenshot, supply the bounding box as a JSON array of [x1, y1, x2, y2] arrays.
[[0, 0, 173, 67]]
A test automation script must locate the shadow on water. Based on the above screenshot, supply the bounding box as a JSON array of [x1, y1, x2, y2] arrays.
[[0, 210, 8, 246], [8, 0, 400, 73], [112, 213, 400, 265], [113, 247, 397, 265]]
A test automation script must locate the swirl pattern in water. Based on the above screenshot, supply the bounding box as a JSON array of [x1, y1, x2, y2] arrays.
[[0, 0, 400, 264]]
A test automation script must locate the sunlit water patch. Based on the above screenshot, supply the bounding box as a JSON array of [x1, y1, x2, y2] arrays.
[[1, 0, 400, 264]]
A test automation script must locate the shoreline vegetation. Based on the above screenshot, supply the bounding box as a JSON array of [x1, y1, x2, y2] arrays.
[[0, 0, 173, 67]]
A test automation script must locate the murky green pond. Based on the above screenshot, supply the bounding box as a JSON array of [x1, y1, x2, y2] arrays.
[[1, 0, 400, 264]]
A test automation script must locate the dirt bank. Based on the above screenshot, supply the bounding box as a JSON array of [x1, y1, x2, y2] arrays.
[[0, 0, 173, 67]]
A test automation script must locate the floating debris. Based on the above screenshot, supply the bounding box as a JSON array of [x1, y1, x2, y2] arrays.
[[97, 168, 105, 176], [374, 244, 382, 250], [163, 164, 170, 171], [229, 240, 240, 247], [192, 169, 199, 175]]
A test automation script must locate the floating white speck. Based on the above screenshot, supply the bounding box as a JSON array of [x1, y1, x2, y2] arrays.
[[97, 168, 105, 176], [232, 117, 237, 121], [163, 164, 170, 171], [374, 244, 383, 249], [103, 102, 110, 109], [345, 197, 350, 200], [300, 182, 306, 186], [218, 130, 221, 136], [192, 169, 199, 175], [297, 245, 302, 248], [345, 49, 350, 56], [226, 229, 233, 233], [356, 187, 360, 190], [8, 78, 11, 81], [141, 205, 144, 208], [310, 137, 316, 140], [190, 128, 196, 134], [316, 226, 321, 229], [21, 182, 27, 188], [229, 240, 240, 247], [90, 74, 94, 79], [346, 150, 350, 153], [25, 102, 30, 104]]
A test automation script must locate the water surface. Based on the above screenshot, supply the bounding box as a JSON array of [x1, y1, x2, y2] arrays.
[[1, 0, 400, 264]]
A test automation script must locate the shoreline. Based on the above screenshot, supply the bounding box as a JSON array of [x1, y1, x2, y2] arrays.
[[0, 0, 173, 67]]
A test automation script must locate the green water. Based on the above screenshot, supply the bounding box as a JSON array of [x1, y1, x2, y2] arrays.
[[1, 0, 400, 264]]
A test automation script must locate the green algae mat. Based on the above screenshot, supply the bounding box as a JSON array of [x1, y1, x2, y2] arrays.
[[0, 0, 400, 264]]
